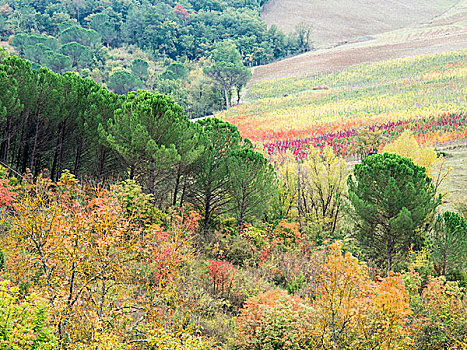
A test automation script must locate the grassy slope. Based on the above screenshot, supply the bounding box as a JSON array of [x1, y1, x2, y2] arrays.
[[222, 50, 466, 140], [221, 50, 467, 195], [444, 146, 467, 200]]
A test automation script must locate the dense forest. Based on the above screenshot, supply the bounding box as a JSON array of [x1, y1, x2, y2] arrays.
[[0, 48, 466, 349], [0, 0, 312, 117]]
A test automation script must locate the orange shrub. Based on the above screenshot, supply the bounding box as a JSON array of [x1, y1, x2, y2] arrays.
[[235, 289, 313, 349]]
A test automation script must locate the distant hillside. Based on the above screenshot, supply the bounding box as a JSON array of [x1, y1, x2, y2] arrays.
[[261, 0, 461, 49], [251, 0, 467, 84], [220, 50, 467, 189]]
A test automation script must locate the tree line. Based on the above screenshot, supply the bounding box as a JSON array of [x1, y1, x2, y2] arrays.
[[1, 0, 312, 118], [2, 0, 307, 64], [0, 51, 275, 233]]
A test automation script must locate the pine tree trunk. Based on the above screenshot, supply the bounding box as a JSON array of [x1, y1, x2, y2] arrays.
[[73, 134, 83, 175], [223, 86, 230, 109], [51, 122, 65, 181], [172, 164, 182, 206], [97, 145, 105, 180], [204, 192, 211, 234], [30, 89, 44, 171], [29, 117, 40, 171], [180, 175, 187, 207], [21, 141, 30, 173], [2, 116, 11, 165], [238, 188, 247, 234], [387, 236, 393, 276]]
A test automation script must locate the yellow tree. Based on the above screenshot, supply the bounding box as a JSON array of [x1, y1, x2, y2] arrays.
[[382, 130, 450, 193], [309, 241, 415, 349], [309, 241, 369, 348], [297, 146, 348, 235], [271, 150, 298, 220], [2, 171, 193, 348]]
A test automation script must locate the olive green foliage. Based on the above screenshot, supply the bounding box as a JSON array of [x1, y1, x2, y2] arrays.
[[228, 147, 277, 232], [0, 280, 57, 349], [162, 62, 189, 80], [433, 211, 467, 276], [348, 153, 440, 273], [131, 58, 149, 79], [0, 53, 125, 179], [103, 90, 185, 198], [107, 70, 143, 95], [3, 0, 309, 118], [204, 41, 251, 108], [189, 118, 243, 232]]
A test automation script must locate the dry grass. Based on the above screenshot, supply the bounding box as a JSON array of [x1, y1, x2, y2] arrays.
[[442, 146, 467, 200]]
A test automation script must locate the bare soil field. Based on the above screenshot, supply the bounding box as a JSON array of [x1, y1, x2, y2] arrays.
[[251, 0, 467, 85], [262, 0, 461, 48]]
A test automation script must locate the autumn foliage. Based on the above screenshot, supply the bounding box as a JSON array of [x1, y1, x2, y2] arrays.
[[0, 138, 465, 349], [236, 242, 415, 349], [207, 259, 237, 297], [235, 289, 314, 349], [0, 171, 204, 349]]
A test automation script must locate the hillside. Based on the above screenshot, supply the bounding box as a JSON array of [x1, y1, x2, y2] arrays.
[[261, 0, 461, 49], [220, 50, 467, 168], [0, 0, 308, 119], [253, 0, 467, 84], [221, 49, 467, 198], [1, 2, 467, 348]]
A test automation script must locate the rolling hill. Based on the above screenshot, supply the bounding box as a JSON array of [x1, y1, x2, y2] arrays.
[[252, 0, 467, 84], [262, 0, 462, 49]]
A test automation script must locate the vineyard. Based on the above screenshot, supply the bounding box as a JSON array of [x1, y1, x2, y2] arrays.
[[220, 50, 467, 159]]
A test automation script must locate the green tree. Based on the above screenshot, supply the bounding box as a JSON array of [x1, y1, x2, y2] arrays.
[[89, 12, 117, 47], [190, 118, 242, 232], [59, 25, 101, 47], [161, 61, 189, 80], [204, 41, 251, 108], [60, 42, 89, 69], [185, 67, 224, 118], [42, 51, 72, 73], [292, 22, 313, 54], [0, 61, 23, 164], [433, 211, 467, 276], [102, 90, 186, 200], [107, 70, 142, 95], [228, 146, 277, 233], [10, 33, 30, 56], [348, 153, 440, 274], [131, 58, 149, 80], [169, 120, 205, 207], [22, 43, 50, 65], [83, 84, 125, 180], [28, 68, 61, 171], [0, 56, 39, 171]]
